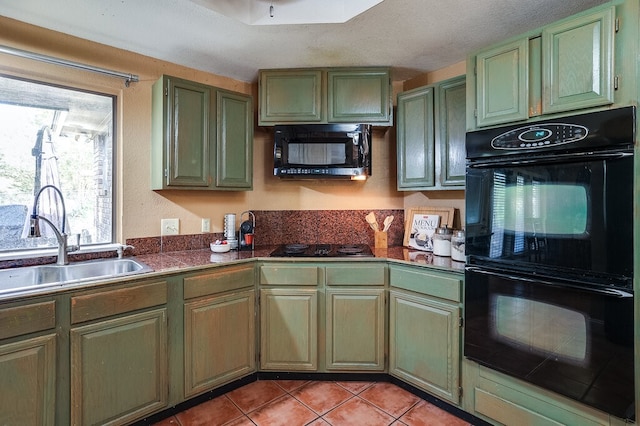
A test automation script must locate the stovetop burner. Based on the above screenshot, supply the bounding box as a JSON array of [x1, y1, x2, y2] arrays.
[[270, 243, 374, 258]]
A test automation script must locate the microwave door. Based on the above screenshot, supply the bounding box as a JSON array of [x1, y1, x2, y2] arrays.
[[288, 142, 347, 166]]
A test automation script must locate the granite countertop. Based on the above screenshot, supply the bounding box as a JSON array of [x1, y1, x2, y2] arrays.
[[0, 245, 464, 302], [134, 245, 466, 275]]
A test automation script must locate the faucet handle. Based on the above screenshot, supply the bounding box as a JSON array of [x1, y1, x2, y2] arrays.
[[66, 233, 81, 252], [117, 244, 135, 258]]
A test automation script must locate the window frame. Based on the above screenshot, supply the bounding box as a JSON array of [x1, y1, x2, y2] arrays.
[[0, 71, 118, 259]]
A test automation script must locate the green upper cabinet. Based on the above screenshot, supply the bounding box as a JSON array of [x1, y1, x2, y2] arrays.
[[475, 38, 529, 127], [151, 75, 253, 190], [259, 67, 392, 126], [542, 7, 614, 114], [259, 69, 324, 124], [397, 75, 466, 191], [215, 89, 253, 189], [327, 68, 392, 124], [437, 77, 467, 186], [469, 4, 616, 128], [152, 76, 211, 188], [397, 85, 435, 189]]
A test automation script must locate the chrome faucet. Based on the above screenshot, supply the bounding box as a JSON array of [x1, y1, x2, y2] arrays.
[[28, 184, 80, 265]]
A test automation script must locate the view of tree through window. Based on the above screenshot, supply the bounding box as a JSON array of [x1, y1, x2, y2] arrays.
[[0, 75, 114, 252]]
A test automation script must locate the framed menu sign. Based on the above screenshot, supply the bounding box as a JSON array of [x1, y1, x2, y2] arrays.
[[403, 207, 455, 251]]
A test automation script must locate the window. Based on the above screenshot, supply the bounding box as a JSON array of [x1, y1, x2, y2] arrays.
[[0, 74, 115, 253]]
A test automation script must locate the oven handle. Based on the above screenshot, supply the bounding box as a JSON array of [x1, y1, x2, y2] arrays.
[[467, 151, 633, 168], [466, 266, 633, 298]]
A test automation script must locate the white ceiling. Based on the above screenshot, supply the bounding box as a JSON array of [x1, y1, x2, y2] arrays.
[[0, 0, 609, 83], [195, 0, 386, 25]]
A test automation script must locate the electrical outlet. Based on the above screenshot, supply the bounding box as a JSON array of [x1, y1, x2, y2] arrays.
[[161, 218, 179, 236], [201, 218, 211, 233]]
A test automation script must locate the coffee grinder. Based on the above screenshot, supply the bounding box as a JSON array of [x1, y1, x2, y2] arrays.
[[239, 210, 255, 250]]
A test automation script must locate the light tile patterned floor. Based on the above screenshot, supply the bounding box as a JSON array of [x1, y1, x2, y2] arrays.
[[153, 380, 473, 426]]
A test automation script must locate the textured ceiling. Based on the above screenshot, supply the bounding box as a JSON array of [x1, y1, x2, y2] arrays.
[[0, 0, 609, 83]]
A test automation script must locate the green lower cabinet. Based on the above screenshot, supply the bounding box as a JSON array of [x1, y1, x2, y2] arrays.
[[184, 290, 255, 397], [260, 288, 318, 371], [70, 309, 168, 426], [0, 334, 56, 425], [325, 288, 385, 371], [389, 290, 461, 405], [0, 299, 57, 425], [470, 364, 611, 426]]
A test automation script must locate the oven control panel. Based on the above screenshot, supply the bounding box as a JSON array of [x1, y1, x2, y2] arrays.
[[491, 124, 588, 150]]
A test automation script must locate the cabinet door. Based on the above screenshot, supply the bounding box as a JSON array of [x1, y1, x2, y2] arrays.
[[260, 288, 317, 371], [165, 77, 212, 187], [326, 288, 385, 371], [215, 90, 253, 189], [259, 70, 324, 124], [327, 68, 392, 124], [475, 38, 529, 127], [389, 290, 460, 404], [70, 309, 168, 426], [0, 334, 56, 426], [542, 7, 614, 114], [437, 76, 466, 187], [184, 290, 255, 398], [397, 86, 435, 189]]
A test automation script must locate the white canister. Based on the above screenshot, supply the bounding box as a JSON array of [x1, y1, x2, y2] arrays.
[[451, 229, 465, 262], [433, 226, 452, 257]]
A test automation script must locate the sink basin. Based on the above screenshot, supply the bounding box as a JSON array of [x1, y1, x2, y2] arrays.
[[0, 258, 154, 294]]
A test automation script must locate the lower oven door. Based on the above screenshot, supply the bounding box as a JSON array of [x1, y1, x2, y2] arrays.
[[464, 266, 634, 420]]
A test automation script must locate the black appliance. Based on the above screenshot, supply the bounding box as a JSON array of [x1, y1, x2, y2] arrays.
[[274, 124, 371, 179], [269, 243, 374, 257], [238, 211, 255, 251], [464, 107, 635, 420]]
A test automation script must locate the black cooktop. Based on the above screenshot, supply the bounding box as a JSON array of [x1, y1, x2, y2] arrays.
[[269, 243, 374, 258]]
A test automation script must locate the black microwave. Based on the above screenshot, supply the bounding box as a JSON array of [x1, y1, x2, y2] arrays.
[[274, 124, 371, 179]]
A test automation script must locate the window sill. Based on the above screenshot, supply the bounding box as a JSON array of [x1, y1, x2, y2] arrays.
[[0, 243, 124, 263]]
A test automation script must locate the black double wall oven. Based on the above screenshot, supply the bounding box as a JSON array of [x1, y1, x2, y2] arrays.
[[464, 107, 635, 420]]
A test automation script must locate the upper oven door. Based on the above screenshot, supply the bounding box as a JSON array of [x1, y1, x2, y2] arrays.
[[465, 152, 633, 285]]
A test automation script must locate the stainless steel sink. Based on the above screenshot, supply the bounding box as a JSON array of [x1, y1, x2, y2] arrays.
[[0, 258, 153, 294]]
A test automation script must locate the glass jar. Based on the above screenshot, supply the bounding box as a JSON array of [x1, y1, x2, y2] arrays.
[[433, 226, 452, 257], [451, 229, 465, 262]]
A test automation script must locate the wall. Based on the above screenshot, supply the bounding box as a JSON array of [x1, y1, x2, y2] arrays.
[[0, 16, 465, 243]]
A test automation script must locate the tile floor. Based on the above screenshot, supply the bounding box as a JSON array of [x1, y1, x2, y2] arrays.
[[153, 380, 474, 426]]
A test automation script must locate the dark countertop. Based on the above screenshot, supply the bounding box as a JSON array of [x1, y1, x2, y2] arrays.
[[0, 245, 464, 302], [134, 245, 466, 275]]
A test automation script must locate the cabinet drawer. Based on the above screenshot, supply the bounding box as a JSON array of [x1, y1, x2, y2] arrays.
[[389, 266, 461, 302], [260, 265, 319, 286], [184, 265, 254, 299], [0, 301, 56, 340], [326, 264, 386, 286], [71, 280, 167, 324]]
